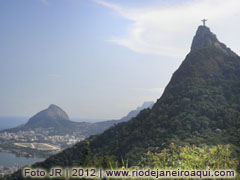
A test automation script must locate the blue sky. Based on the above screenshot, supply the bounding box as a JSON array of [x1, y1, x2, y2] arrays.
[[0, 0, 239, 119]]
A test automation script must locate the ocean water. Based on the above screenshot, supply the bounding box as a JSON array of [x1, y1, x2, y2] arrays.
[[0, 152, 45, 168], [0, 117, 28, 130]]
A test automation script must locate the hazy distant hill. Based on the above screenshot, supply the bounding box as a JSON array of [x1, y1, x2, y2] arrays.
[[118, 101, 154, 123], [2, 104, 92, 135], [24, 104, 70, 129], [93, 101, 154, 129]]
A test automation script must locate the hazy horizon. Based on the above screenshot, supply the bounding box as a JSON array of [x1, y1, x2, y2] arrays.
[[0, 116, 109, 130], [0, 99, 154, 122]]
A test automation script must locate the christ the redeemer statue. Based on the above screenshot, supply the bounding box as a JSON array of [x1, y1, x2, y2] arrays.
[[201, 19, 207, 26]]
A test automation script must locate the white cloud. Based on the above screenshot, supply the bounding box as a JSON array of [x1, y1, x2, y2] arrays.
[[95, 0, 240, 58]]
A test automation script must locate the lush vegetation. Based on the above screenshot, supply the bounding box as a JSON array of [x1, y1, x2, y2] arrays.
[[139, 143, 239, 170]]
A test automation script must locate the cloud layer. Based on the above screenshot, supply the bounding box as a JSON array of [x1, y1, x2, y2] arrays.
[[95, 0, 240, 58]]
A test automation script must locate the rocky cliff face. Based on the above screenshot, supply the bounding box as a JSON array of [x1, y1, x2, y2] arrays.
[[191, 25, 237, 57]]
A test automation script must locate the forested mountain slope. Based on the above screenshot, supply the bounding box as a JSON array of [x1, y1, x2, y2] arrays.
[[8, 25, 240, 179]]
